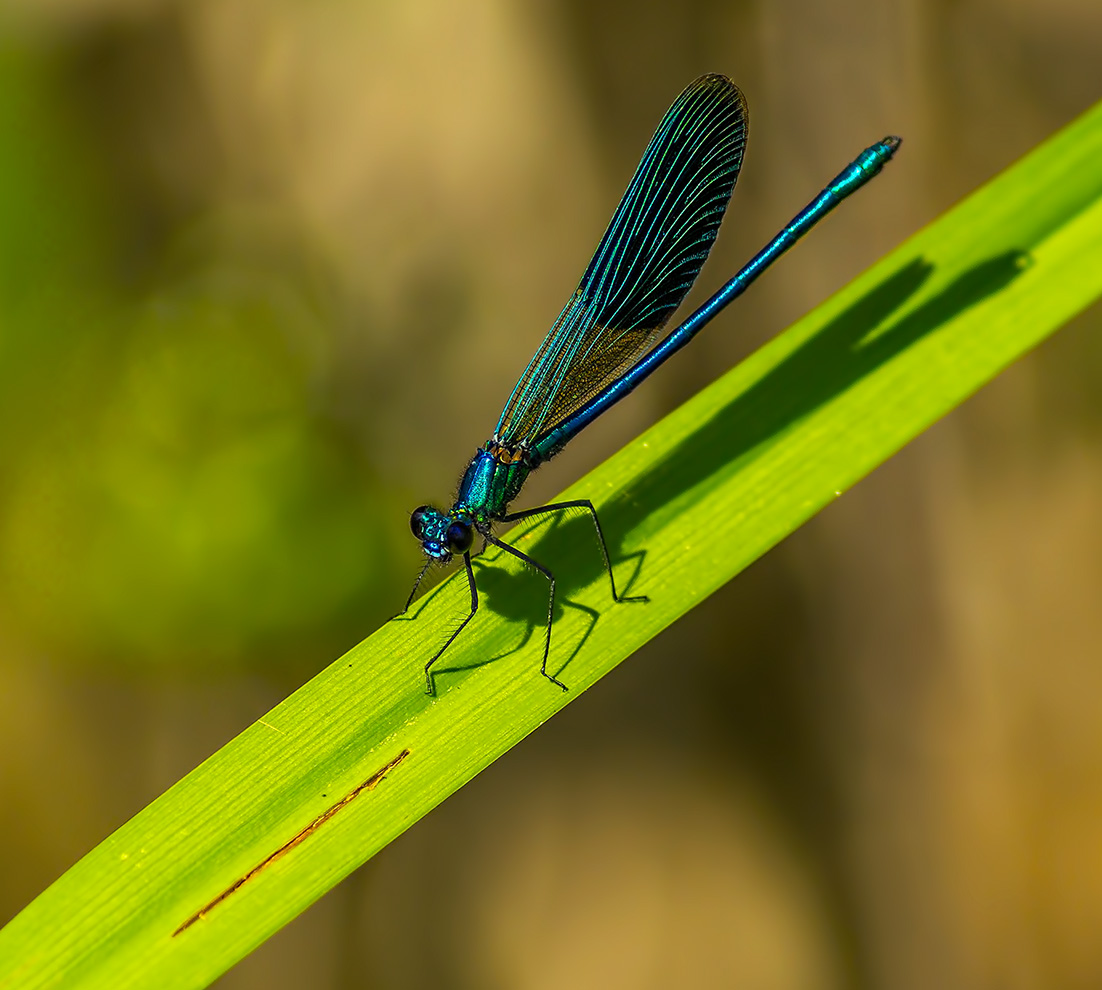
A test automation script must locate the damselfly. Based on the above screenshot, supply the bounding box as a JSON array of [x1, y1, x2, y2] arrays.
[[405, 73, 899, 694]]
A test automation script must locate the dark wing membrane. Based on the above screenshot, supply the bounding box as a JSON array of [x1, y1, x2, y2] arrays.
[[495, 74, 748, 446]]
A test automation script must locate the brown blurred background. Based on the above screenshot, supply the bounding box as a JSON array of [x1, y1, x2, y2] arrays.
[[1, 0, 1100, 987]]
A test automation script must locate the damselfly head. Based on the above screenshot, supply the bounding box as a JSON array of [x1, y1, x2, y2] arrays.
[[410, 505, 474, 561]]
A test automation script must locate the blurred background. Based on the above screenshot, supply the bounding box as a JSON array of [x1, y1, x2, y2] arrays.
[[0, 0, 1100, 987]]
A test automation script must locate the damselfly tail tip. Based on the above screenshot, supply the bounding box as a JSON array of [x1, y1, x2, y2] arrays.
[[882, 135, 902, 155]]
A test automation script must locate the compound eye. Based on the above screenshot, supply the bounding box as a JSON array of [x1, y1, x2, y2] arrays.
[[446, 519, 474, 554], [410, 505, 432, 540]]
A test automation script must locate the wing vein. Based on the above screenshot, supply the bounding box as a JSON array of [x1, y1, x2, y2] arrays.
[[494, 74, 748, 446]]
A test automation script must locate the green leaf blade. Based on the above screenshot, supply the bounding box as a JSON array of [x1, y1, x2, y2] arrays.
[[3, 99, 1102, 990]]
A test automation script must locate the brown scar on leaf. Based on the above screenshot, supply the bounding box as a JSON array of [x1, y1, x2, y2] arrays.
[[173, 748, 411, 936]]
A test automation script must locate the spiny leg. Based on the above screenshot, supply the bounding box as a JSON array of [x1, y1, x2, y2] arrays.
[[423, 552, 479, 696], [499, 499, 647, 604], [403, 558, 434, 614], [484, 533, 566, 691]]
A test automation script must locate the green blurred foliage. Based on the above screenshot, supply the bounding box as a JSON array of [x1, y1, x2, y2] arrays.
[[0, 40, 403, 673]]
